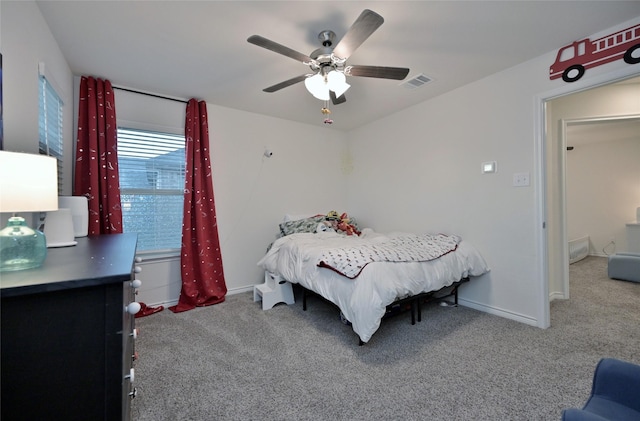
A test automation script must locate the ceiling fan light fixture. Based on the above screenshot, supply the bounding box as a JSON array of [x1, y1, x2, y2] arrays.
[[304, 73, 330, 100], [327, 70, 350, 97], [249, 9, 410, 110]]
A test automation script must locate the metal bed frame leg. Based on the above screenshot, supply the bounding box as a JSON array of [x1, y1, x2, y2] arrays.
[[410, 300, 416, 325], [450, 284, 460, 307]]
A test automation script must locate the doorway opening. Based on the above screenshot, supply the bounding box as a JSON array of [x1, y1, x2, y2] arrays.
[[542, 75, 640, 318]]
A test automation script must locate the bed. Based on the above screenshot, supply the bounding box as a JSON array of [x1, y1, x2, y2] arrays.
[[257, 214, 490, 344]]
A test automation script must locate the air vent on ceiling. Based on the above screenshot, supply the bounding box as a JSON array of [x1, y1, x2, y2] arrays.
[[401, 73, 432, 89]]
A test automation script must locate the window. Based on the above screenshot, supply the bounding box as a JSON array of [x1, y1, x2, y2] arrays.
[[38, 75, 63, 190], [117, 128, 185, 252], [558, 46, 575, 62]]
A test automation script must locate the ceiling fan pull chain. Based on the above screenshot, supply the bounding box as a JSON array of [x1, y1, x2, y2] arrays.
[[321, 102, 333, 125]]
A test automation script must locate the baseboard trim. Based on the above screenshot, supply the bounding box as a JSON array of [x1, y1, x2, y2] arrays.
[[589, 252, 609, 258], [458, 298, 539, 327], [228, 285, 255, 295], [143, 284, 254, 309], [144, 299, 178, 309]]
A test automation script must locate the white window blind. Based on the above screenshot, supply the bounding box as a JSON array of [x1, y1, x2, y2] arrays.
[[38, 75, 63, 190], [117, 127, 185, 252]]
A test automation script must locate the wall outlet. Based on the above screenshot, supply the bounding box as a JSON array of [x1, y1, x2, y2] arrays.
[[513, 172, 530, 187]]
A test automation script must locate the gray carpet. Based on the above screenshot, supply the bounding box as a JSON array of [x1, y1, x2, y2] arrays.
[[131, 256, 640, 420]]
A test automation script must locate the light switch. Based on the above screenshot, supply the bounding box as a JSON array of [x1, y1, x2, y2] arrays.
[[481, 161, 497, 174]]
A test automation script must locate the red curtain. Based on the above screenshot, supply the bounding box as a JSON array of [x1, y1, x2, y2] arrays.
[[169, 99, 227, 313], [74, 76, 122, 235]]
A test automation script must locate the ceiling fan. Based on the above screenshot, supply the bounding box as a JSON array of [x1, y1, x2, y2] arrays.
[[247, 9, 410, 105]]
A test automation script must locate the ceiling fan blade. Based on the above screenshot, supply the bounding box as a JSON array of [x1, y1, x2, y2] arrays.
[[263, 74, 308, 93], [248, 35, 316, 64], [330, 90, 347, 105], [332, 9, 384, 59], [345, 65, 410, 80]]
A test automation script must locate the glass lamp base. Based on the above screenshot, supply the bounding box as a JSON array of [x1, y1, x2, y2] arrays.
[[0, 216, 47, 272]]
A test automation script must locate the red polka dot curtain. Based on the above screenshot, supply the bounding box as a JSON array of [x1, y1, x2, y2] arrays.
[[74, 76, 123, 235], [169, 99, 227, 313]]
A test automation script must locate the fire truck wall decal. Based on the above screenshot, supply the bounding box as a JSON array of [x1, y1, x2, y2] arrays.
[[550, 23, 640, 83]]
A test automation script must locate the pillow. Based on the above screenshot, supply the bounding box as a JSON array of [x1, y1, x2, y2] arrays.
[[279, 215, 327, 237], [283, 214, 315, 222]]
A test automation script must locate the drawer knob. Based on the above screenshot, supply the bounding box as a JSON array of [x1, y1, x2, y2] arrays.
[[126, 302, 141, 315], [125, 368, 135, 383], [135, 257, 142, 263], [134, 266, 142, 273], [131, 279, 142, 288]]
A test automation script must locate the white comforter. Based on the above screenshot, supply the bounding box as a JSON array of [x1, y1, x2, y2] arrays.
[[257, 229, 490, 343]]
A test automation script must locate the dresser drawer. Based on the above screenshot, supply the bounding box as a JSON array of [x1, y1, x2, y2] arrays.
[[122, 260, 142, 419]]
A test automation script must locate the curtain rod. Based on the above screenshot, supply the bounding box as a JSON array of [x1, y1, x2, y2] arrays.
[[112, 86, 188, 104]]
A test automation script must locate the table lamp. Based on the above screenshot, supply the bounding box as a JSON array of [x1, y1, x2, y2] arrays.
[[0, 151, 58, 272]]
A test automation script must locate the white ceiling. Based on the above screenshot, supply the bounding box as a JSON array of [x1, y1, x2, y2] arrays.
[[36, 1, 640, 131]]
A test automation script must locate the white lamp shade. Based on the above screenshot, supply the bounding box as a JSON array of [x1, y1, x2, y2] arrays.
[[304, 73, 330, 100], [0, 151, 59, 213], [327, 71, 350, 98], [332, 82, 350, 98]]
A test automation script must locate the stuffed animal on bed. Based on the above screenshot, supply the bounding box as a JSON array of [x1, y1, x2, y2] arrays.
[[326, 210, 340, 220], [337, 212, 360, 236], [326, 211, 360, 236]]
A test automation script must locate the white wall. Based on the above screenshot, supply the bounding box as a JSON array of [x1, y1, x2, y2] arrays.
[[209, 106, 349, 290], [1, 1, 73, 190], [0, 1, 73, 231], [346, 16, 640, 327], [566, 135, 640, 253], [347, 64, 541, 324]]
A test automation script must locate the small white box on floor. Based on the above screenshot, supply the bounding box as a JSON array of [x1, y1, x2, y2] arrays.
[[254, 272, 295, 310]]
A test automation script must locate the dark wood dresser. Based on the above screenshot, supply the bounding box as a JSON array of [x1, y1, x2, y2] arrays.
[[1, 233, 140, 421]]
